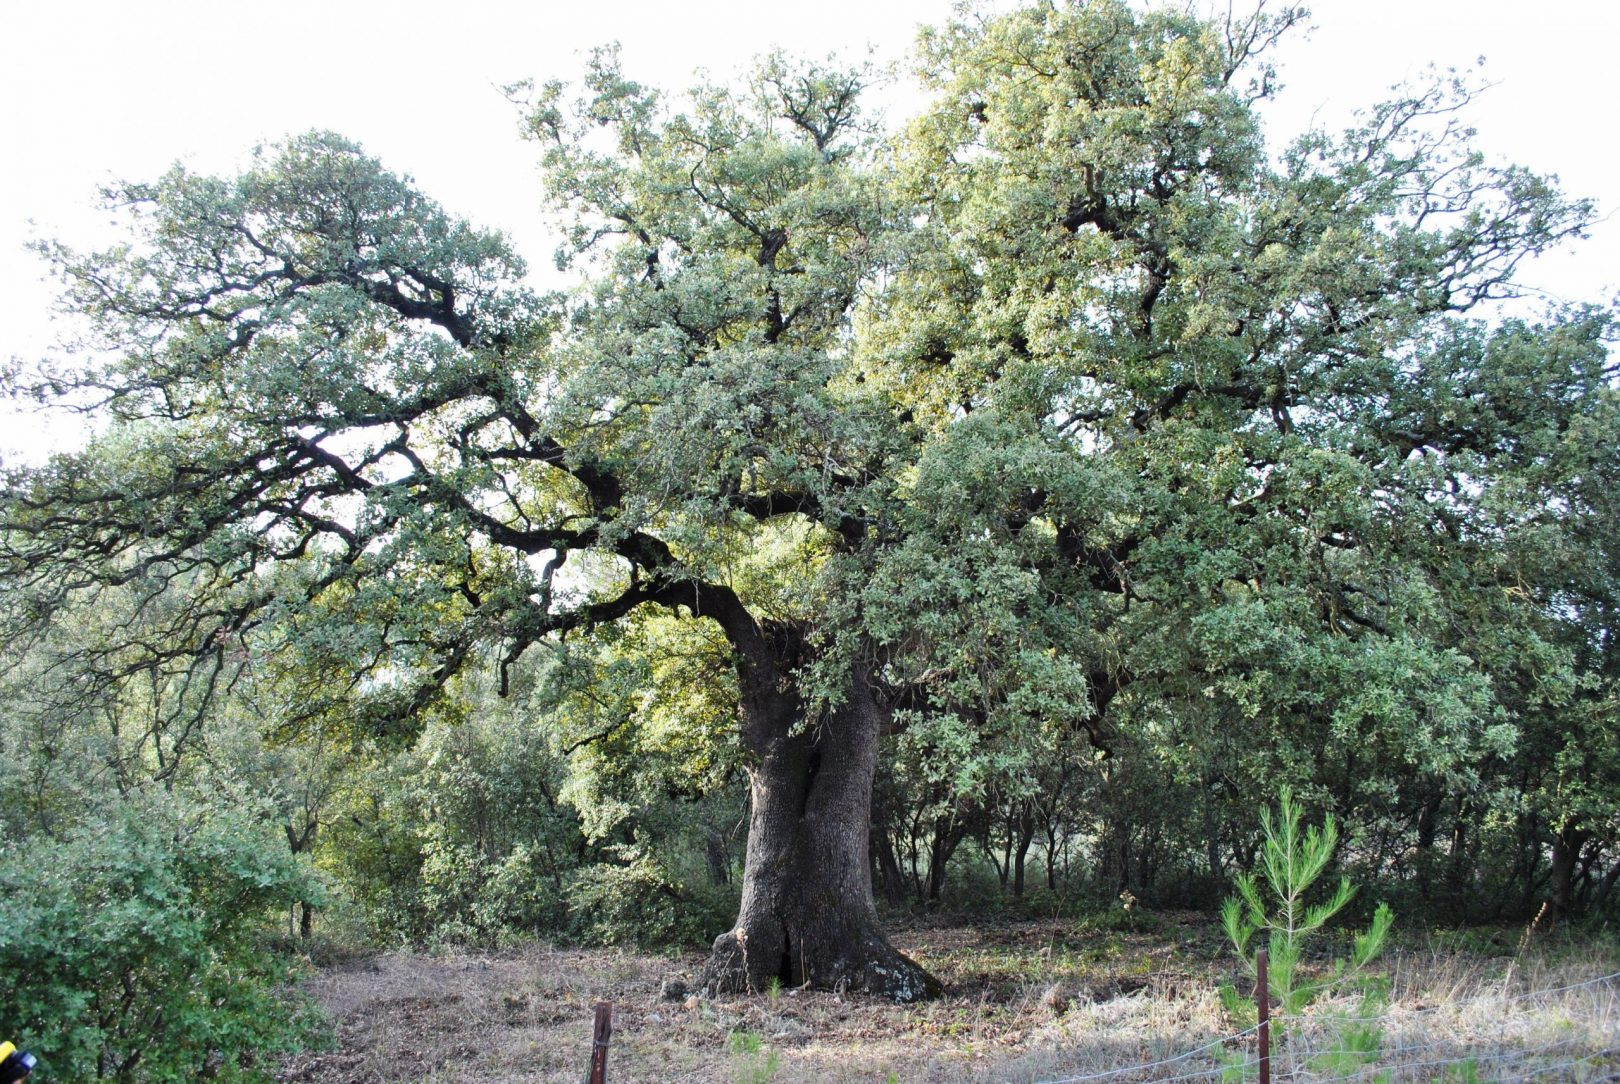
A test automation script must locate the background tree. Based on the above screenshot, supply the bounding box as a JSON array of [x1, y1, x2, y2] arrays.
[[863, 0, 1604, 913]]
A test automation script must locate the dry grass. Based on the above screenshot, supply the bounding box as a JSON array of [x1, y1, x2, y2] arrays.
[[274, 916, 1620, 1083]]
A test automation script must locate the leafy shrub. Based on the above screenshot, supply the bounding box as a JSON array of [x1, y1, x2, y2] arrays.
[[316, 768, 432, 944], [567, 849, 734, 950], [932, 857, 1024, 915], [0, 792, 328, 1082], [420, 839, 569, 946], [321, 707, 582, 947], [1073, 901, 1170, 937]]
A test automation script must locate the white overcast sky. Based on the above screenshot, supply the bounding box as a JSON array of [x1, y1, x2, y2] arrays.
[[2, 1, 1616, 461]]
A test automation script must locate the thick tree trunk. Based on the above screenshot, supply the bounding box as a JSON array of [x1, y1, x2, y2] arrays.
[[697, 661, 940, 1002], [1547, 826, 1588, 924]]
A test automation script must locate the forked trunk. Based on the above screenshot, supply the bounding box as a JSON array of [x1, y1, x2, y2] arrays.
[[698, 661, 940, 1002]]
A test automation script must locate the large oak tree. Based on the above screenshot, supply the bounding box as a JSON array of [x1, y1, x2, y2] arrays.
[[3, 1, 1609, 997]]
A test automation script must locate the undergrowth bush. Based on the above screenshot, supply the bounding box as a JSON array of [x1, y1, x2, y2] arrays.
[[419, 838, 570, 946], [568, 849, 735, 950], [0, 792, 329, 1082], [1074, 901, 1171, 937]]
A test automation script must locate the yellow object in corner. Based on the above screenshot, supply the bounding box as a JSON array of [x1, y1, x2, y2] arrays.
[[0, 1040, 34, 1081]]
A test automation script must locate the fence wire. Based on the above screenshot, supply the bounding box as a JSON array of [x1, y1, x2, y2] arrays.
[[1032, 1025, 1261, 1082], [1034, 969, 1620, 1084]]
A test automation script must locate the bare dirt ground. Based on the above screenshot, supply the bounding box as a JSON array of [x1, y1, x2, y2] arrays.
[[274, 916, 1620, 1083]]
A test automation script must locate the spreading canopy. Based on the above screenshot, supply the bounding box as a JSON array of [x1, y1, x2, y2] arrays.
[[3, 0, 1614, 996]]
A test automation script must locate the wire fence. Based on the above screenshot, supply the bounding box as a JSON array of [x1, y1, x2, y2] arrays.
[[1034, 969, 1620, 1083]]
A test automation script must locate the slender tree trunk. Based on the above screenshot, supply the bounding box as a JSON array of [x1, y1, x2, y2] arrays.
[[1202, 787, 1224, 888], [1045, 824, 1060, 890], [698, 659, 939, 1001], [1591, 858, 1620, 914], [869, 782, 908, 906], [1416, 794, 1441, 851], [704, 829, 732, 887], [1447, 805, 1477, 910], [872, 822, 909, 907], [1012, 812, 1034, 898], [906, 810, 926, 897], [995, 808, 1013, 888], [926, 816, 961, 902], [285, 820, 318, 940], [1574, 841, 1600, 909]]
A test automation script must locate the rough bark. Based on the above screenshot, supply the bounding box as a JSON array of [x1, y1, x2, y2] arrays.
[[704, 829, 732, 887], [1547, 826, 1589, 924], [697, 658, 940, 1002]]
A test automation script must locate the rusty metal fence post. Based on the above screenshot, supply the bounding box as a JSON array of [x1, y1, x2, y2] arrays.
[[1256, 946, 1271, 1084], [587, 1000, 612, 1084]]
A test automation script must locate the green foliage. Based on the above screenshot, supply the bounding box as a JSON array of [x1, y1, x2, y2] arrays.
[[567, 849, 733, 950], [292, 650, 745, 952], [726, 1030, 781, 1084], [1440, 1058, 1484, 1083], [1074, 903, 1169, 939], [1217, 789, 1395, 1081], [1307, 995, 1388, 1079], [316, 757, 432, 944], [1, 0, 1615, 983], [410, 705, 577, 943], [0, 791, 328, 1082], [1222, 787, 1394, 1020]]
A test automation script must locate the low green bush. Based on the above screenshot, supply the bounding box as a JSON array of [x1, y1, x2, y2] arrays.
[[1073, 901, 1171, 937], [420, 838, 570, 946], [0, 792, 328, 1082], [567, 849, 735, 950]]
